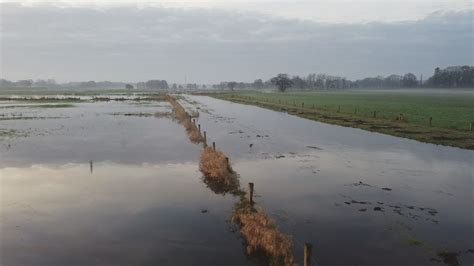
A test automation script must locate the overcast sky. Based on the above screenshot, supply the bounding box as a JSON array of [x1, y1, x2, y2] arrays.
[[1, 0, 472, 83]]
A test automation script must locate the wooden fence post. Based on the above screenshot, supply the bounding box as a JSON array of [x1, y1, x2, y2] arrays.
[[429, 117, 432, 127], [203, 131, 207, 145], [198, 124, 201, 132], [248, 182, 254, 204], [225, 157, 231, 171], [212, 141, 216, 151], [373, 111, 377, 118], [302, 102, 304, 108], [304, 243, 313, 266]]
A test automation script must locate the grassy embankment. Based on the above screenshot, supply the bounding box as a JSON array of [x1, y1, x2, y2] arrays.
[[204, 90, 474, 150]]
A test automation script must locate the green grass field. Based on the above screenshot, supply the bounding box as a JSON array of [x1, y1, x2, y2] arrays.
[[223, 90, 474, 131]]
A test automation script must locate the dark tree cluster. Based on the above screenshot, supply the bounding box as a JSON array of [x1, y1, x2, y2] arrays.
[[426, 66, 474, 88], [136, 80, 169, 90], [354, 72, 418, 88]]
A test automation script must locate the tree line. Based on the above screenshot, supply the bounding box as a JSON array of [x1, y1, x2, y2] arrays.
[[216, 65, 473, 92], [1, 65, 472, 90]]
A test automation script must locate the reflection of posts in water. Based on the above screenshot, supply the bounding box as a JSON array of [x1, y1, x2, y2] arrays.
[[89, 160, 93, 174], [304, 243, 313, 266], [248, 182, 254, 205]]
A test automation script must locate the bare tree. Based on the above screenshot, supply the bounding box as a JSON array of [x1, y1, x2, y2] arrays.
[[227, 81, 237, 91], [270, 74, 293, 92]]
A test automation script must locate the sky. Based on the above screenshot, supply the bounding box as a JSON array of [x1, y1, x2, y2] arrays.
[[0, 0, 473, 83]]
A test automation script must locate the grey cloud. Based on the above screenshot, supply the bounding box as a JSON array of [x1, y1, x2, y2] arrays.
[[1, 3, 472, 83]]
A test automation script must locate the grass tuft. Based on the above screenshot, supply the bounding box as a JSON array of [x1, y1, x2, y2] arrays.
[[232, 202, 295, 266]]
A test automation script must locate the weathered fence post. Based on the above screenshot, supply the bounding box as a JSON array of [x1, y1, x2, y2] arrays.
[[198, 124, 201, 132], [212, 141, 216, 151], [373, 110, 377, 118], [203, 131, 207, 145], [248, 182, 254, 204], [193, 119, 196, 126], [429, 117, 432, 127], [302, 102, 304, 108], [304, 243, 313, 266], [225, 157, 231, 171]]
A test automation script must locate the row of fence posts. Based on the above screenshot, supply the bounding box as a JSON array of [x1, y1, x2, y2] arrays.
[[193, 111, 314, 265], [254, 97, 474, 131]]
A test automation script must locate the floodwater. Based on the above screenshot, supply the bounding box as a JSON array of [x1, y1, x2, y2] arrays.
[[1, 94, 473, 265], [0, 98, 250, 265], [183, 95, 473, 265]]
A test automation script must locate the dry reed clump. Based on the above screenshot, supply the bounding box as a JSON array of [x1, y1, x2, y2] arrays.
[[199, 147, 234, 180], [166, 95, 204, 143], [232, 205, 295, 266], [200, 147, 240, 195]]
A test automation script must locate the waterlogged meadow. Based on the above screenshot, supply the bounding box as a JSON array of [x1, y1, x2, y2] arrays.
[[1, 91, 473, 265]]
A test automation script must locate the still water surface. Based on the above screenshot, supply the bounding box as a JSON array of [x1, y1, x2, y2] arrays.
[[1, 95, 473, 265]]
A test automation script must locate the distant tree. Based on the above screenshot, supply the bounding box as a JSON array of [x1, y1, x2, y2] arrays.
[[15, 79, 34, 87], [145, 80, 169, 90], [426, 65, 474, 88], [271, 74, 293, 92], [402, 73, 418, 87], [227, 81, 237, 91], [0, 79, 14, 88], [186, 83, 198, 89], [253, 79, 264, 90], [291, 76, 307, 90], [79, 81, 97, 88], [171, 83, 178, 90], [136, 82, 146, 90], [125, 84, 134, 90]]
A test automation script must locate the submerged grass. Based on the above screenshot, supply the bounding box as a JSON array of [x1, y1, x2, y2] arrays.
[[110, 112, 171, 118], [0, 103, 75, 109], [199, 147, 240, 194], [198, 146, 295, 265], [232, 198, 295, 266], [0, 128, 28, 138]]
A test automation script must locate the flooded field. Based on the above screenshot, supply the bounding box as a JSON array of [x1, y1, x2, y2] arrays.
[[1, 94, 473, 265]]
